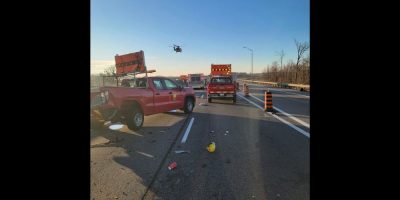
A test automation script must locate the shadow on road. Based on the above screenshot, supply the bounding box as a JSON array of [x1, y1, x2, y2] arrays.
[[91, 105, 309, 200]]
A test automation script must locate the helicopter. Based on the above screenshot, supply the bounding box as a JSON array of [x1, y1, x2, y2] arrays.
[[170, 44, 183, 53]]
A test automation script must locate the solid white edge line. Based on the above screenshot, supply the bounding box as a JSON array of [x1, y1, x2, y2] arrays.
[[249, 93, 310, 128], [181, 117, 195, 143], [268, 112, 310, 138], [237, 93, 310, 138], [237, 93, 264, 110]]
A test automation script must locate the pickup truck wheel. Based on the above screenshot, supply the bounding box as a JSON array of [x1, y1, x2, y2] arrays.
[[208, 98, 212, 103], [233, 96, 237, 103], [126, 108, 144, 131], [184, 98, 194, 114]]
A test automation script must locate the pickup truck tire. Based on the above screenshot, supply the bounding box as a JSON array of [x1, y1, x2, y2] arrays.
[[233, 95, 237, 103], [184, 97, 194, 114], [126, 107, 144, 131], [208, 97, 212, 103]]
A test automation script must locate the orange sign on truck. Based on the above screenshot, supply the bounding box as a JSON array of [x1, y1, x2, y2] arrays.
[[211, 64, 231, 76], [179, 75, 188, 81], [115, 51, 146, 75]]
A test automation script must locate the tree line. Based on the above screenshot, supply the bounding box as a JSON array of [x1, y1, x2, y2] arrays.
[[262, 39, 309, 84]]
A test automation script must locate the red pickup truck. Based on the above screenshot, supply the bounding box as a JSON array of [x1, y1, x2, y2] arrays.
[[91, 75, 196, 130], [207, 64, 236, 103]]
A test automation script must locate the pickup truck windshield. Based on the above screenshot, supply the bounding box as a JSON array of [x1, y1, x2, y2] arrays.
[[211, 77, 232, 84]]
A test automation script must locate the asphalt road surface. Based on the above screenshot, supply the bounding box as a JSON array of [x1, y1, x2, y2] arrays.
[[91, 85, 310, 200]]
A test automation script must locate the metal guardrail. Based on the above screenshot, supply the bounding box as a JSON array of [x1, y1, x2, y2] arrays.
[[237, 79, 310, 91]]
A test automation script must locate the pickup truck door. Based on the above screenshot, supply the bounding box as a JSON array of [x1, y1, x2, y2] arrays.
[[162, 78, 185, 110], [151, 78, 172, 113]]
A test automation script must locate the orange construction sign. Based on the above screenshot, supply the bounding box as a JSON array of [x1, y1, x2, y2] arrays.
[[179, 75, 188, 81], [211, 64, 231, 76], [115, 51, 146, 75]]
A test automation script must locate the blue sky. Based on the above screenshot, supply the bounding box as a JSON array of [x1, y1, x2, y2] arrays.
[[91, 0, 309, 76]]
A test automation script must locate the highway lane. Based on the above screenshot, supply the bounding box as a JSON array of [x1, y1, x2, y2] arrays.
[[91, 90, 310, 200], [144, 92, 309, 200], [240, 83, 310, 129], [91, 112, 190, 199]]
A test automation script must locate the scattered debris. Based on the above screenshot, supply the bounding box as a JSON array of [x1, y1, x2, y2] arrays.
[[123, 192, 127, 196], [168, 162, 177, 170], [109, 124, 124, 130], [104, 121, 112, 126], [175, 150, 191, 154], [159, 130, 166, 133], [199, 103, 208, 106], [277, 194, 281, 197], [225, 130, 229, 134], [114, 197, 119, 199], [224, 133, 227, 136], [210, 130, 215, 133], [207, 142, 216, 153], [169, 109, 177, 112]]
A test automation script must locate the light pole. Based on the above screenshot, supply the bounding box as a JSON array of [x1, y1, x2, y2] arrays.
[[243, 46, 253, 79]]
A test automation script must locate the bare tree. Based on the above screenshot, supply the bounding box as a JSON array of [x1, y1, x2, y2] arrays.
[[294, 39, 309, 83], [295, 40, 309, 67], [271, 61, 279, 82], [275, 50, 285, 82], [276, 50, 286, 70], [104, 65, 116, 75], [301, 53, 310, 84]]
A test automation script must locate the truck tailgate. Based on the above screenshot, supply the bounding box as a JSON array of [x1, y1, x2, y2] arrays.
[[208, 84, 235, 93]]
